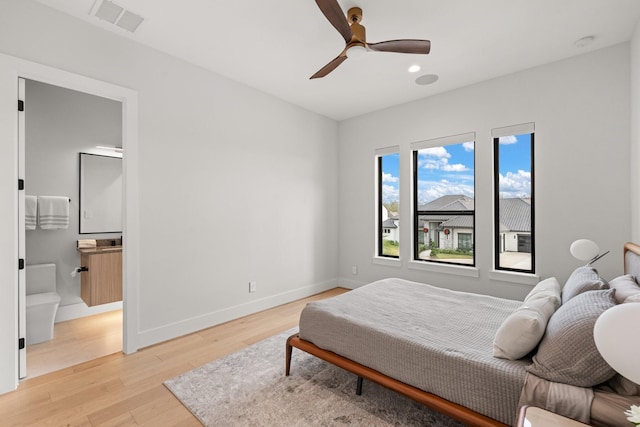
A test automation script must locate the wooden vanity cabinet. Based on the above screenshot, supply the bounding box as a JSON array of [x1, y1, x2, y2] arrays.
[[80, 250, 122, 306]]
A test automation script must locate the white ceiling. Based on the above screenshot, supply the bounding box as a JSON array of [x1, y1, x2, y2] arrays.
[[35, 0, 640, 121]]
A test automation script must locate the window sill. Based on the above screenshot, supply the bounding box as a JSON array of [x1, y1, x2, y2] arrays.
[[489, 270, 539, 286], [408, 260, 479, 277], [372, 256, 402, 268]]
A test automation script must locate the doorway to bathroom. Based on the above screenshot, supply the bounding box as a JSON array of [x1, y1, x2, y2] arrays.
[[19, 78, 125, 379]]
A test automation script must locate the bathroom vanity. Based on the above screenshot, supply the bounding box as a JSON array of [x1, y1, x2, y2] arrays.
[[77, 240, 122, 307]]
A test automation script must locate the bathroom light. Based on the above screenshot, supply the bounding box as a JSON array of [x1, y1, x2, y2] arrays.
[[569, 239, 609, 265], [96, 145, 123, 153], [408, 65, 421, 73]]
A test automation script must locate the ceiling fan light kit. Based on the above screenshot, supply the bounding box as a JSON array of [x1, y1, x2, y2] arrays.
[[311, 0, 431, 79]]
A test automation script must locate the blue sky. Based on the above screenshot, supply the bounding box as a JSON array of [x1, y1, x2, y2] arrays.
[[381, 133, 531, 205]]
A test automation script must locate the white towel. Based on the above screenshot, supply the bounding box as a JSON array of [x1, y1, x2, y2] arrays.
[[38, 196, 69, 230], [25, 195, 37, 230]]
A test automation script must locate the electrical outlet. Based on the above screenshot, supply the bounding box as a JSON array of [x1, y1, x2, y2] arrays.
[[249, 281, 257, 293], [352, 265, 358, 275]]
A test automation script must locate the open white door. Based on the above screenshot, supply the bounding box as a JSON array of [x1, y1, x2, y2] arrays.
[[18, 77, 26, 379]]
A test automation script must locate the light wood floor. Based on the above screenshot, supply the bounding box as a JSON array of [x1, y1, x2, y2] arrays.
[[26, 309, 123, 379], [1, 288, 348, 427]]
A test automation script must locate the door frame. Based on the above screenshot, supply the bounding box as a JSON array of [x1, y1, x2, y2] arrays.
[[0, 52, 140, 394]]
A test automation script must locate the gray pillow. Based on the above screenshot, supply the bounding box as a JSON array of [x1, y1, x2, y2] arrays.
[[526, 289, 617, 387], [561, 265, 608, 304], [608, 274, 640, 303]]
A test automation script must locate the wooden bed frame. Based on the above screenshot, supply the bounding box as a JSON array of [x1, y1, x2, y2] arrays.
[[285, 243, 640, 427], [286, 333, 507, 427]]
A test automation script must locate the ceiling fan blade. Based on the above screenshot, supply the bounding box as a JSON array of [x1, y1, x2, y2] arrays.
[[368, 39, 431, 54], [315, 0, 352, 43], [310, 54, 348, 79]]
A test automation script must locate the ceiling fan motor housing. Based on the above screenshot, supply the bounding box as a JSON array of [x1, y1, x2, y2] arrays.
[[347, 7, 366, 48]]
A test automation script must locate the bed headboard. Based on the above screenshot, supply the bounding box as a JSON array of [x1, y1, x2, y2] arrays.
[[623, 242, 640, 284]]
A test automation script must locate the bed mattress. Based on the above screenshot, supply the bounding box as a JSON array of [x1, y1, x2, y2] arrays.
[[299, 278, 530, 425]]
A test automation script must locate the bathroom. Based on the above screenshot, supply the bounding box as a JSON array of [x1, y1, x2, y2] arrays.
[[23, 79, 124, 378]]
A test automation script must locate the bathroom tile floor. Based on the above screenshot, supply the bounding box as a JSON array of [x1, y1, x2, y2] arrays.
[[25, 309, 123, 379]]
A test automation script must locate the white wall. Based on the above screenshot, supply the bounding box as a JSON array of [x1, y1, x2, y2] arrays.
[[631, 21, 640, 242], [0, 0, 338, 393], [338, 44, 631, 300], [25, 79, 123, 316]]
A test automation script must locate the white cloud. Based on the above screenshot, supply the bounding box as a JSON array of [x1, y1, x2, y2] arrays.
[[382, 184, 399, 204], [499, 170, 531, 197], [382, 172, 399, 183], [417, 179, 474, 204], [419, 147, 468, 172], [499, 135, 517, 145], [422, 146, 450, 158], [463, 141, 475, 151], [442, 163, 468, 172]]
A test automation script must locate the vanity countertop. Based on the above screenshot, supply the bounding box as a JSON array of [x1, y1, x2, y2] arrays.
[[78, 246, 122, 254]]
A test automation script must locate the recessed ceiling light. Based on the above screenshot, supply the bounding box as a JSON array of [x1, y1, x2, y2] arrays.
[[574, 36, 595, 48], [408, 65, 421, 73], [415, 74, 439, 86]]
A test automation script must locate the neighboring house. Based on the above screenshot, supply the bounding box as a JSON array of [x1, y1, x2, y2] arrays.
[[416, 195, 531, 253], [497, 198, 532, 253], [381, 206, 399, 243], [418, 195, 475, 251]]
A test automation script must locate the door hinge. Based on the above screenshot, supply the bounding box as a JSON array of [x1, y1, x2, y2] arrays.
[[18, 338, 25, 350], [18, 259, 24, 270], [18, 179, 24, 191], [18, 100, 24, 112]]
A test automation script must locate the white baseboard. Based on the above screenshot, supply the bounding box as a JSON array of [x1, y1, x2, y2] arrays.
[[337, 277, 369, 289], [55, 301, 123, 323], [135, 279, 338, 350]]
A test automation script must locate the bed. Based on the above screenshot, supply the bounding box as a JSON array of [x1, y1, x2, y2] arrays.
[[286, 242, 640, 426]]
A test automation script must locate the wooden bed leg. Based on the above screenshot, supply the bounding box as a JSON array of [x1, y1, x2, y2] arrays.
[[356, 376, 363, 395], [285, 334, 296, 376]]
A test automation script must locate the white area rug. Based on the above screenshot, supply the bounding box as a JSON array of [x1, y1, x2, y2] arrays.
[[164, 328, 465, 426]]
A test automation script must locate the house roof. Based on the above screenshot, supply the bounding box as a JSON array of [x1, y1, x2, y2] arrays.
[[498, 198, 532, 232], [418, 194, 474, 211], [382, 219, 398, 229], [441, 216, 474, 228], [418, 195, 530, 232]]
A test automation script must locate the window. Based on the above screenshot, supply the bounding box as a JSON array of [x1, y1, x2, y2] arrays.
[[412, 133, 475, 266], [376, 148, 399, 258], [493, 123, 535, 273]]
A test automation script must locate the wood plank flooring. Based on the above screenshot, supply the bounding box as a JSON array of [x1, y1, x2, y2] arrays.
[[1, 288, 348, 426], [26, 309, 123, 379]]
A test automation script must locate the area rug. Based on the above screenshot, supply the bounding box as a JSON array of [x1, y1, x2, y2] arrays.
[[164, 328, 464, 426]]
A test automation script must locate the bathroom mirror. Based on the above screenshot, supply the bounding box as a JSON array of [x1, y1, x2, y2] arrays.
[[79, 153, 122, 234]]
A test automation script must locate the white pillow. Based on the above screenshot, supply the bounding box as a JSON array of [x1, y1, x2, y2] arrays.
[[525, 277, 561, 305], [493, 280, 561, 360]]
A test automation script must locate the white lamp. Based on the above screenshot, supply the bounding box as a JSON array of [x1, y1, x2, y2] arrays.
[[594, 303, 640, 384], [570, 239, 609, 265]]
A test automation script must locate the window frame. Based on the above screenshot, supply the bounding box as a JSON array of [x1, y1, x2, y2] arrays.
[[492, 123, 535, 274], [375, 147, 400, 260], [411, 132, 476, 267]]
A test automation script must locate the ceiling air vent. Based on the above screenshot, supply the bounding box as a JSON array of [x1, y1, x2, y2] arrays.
[[91, 0, 144, 33]]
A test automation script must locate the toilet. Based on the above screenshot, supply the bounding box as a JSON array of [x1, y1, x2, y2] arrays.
[[25, 263, 61, 345]]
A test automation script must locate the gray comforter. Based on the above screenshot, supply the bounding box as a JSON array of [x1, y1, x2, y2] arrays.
[[299, 278, 530, 425]]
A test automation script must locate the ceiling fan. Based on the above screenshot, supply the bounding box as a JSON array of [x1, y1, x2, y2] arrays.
[[311, 0, 431, 79]]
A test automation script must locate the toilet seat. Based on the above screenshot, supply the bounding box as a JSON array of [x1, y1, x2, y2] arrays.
[[26, 292, 61, 307]]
